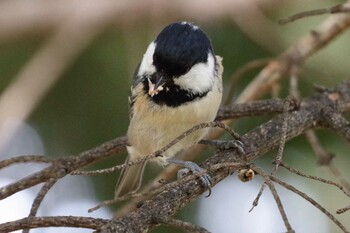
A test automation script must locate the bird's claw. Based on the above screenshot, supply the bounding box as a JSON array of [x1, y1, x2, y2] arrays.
[[228, 139, 245, 156], [178, 161, 212, 197]]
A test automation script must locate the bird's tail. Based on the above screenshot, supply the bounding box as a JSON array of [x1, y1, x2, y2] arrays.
[[114, 156, 147, 198]]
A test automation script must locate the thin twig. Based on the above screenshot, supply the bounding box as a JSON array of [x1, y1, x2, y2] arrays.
[[0, 136, 127, 200], [249, 183, 264, 212], [279, 4, 350, 25], [328, 163, 350, 196], [224, 58, 271, 105], [252, 165, 294, 232], [305, 130, 334, 166], [278, 161, 350, 197], [0, 155, 51, 169], [269, 175, 349, 232], [249, 97, 292, 212], [272, 97, 292, 172], [22, 179, 57, 233], [289, 73, 300, 100], [28, 179, 57, 216], [337, 205, 350, 214], [0, 216, 109, 232], [304, 129, 350, 192], [238, 6, 350, 103]]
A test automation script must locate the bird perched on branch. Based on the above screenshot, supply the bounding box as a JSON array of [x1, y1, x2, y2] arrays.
[[115, 21, 223, 198]]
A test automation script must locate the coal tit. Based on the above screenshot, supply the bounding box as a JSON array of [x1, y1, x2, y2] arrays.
[[115, 22, 223, 198]]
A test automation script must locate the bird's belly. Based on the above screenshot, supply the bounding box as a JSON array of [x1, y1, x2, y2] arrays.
[[127, 91, 221, 164]]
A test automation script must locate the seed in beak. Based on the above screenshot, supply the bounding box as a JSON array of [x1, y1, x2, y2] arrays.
[[147, 78, 164, 97]]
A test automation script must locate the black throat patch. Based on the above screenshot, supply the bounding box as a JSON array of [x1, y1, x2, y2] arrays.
[[143, 79, 208, 107]]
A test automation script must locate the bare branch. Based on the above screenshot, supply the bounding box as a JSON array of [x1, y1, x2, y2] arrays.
[[305, 130, 334, 166], [238, 4, 350, 103], [279, 4, 350, 25], [1, 3, 350, 229], [224, 58, 271, 105], [269, 175, 348, 232], [304, 129, 350, 193], [0, 216, 109, 232], [28, 179, 57, 216], [252, 165, 294, 233], [337, 205, 350, 214], [322, 106, 350, 142], [0, 155, 51, 169], [272, 97, 293, 171], [21, 179, 58, 233], [249, 97, 293, 212], [216, 97, 299, 121], [3, 81, 350, 232], [279, 162, 350, 197], [0, 136, 127, 200], [327, 164, 350, 195], [100, 82, 350, 232], [114, 4, 350, 218]]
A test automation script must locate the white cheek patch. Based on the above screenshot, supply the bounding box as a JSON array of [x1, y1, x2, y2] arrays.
[[174, 53, 215, 94], [138, 41, 156, 76]]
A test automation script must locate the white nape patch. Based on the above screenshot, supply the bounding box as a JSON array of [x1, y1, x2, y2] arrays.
[[174, 52, 215, 94], [181, 21, 199, 30], [137, 41, 156, 76]]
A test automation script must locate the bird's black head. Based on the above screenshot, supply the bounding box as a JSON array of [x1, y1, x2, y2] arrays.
[[153, 22, 214, 77], [134, 22, 217, 107]]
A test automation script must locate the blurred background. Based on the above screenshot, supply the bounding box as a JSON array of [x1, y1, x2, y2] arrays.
[[0, 0, 349, 232]]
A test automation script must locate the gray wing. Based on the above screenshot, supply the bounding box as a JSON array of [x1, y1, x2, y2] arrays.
[[128, 94, 135, 120]]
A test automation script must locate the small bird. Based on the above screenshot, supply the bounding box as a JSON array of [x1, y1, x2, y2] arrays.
[[115, 21, 223, 198]]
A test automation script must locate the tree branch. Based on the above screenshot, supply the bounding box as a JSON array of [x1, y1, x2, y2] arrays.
[[0, 216, 109, 232], [0, 137, 127, 200], [97, 82, 350, 232]]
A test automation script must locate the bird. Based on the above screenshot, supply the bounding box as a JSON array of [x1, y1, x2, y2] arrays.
[[115, 21, 223, 198]]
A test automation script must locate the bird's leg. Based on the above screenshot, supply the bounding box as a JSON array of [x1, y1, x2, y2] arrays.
[[166, 157, 212, 195]]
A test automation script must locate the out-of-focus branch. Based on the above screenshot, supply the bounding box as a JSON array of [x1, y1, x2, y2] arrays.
[[0, 1, 126, 152], [238, 2, 350, 103], [0, 0, 256, 42], [279, 3, 350, 25], [305, 128, 350, 193]]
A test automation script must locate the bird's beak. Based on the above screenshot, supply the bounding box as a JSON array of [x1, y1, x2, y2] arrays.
[[147, 74, 166, 97]]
